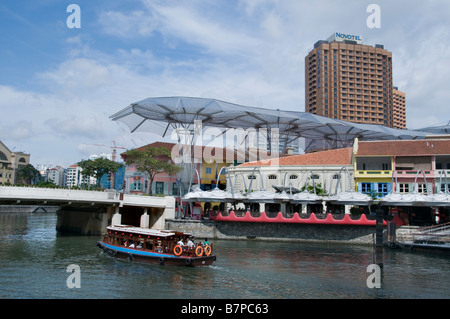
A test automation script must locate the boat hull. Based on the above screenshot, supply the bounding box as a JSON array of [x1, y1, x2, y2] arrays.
[[97, 241, 216, 266]]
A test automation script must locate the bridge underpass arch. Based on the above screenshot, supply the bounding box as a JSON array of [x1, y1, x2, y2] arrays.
[[119, 206, 145, 226]]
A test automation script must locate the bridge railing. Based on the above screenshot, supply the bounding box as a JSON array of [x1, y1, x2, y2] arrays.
[[121, 194, 168, 208], [0, 186, 120, 204], [0, 186, 174, 209]]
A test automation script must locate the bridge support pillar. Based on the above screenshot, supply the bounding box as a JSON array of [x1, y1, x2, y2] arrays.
[[111, 206, 122, 226], [56, 206, 109, 236], [140, 208, 150, 228], [150, 197, 175, 229]]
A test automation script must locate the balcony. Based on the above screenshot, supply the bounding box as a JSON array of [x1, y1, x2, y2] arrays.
[[355, 170, 392, 178], [395, 170, 434, 178]]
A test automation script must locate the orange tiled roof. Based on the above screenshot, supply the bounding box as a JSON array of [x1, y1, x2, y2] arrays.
[[357, 139, 450, 156], [121, 141, 242, 161], [239, 147, 353, 167], [133, 141, 176, 152]]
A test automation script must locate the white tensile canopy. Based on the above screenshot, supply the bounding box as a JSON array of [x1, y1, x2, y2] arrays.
[[111, 96, 434, 213], [110, 96, 430, 153]]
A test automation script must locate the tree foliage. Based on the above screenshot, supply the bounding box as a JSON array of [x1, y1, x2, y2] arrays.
[[16, 164, 42, 185], [123, 146, 183, 195], [77, 157, 123, 188], [301, 183, 326, 195]]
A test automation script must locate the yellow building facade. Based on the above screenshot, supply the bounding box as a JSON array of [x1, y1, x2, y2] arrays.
[[0, 141, 30, 185], [352, 138, 393, 198]]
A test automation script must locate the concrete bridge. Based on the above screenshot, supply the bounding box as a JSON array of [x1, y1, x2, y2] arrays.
[[0, 186, 175, 235]]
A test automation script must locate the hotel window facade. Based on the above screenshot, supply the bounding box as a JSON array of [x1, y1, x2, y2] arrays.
[[393, 87, 406, 129], [305, 33, 400, 129]]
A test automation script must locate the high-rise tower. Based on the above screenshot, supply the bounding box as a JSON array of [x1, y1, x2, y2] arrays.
[[305, 32, 396, 127], [393, 87, 406, 129]]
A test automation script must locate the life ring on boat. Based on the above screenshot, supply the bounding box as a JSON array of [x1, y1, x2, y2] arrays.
[[195, 246, 203, 257], [204, 245, 212, 256], [173, 245, 183, 256]]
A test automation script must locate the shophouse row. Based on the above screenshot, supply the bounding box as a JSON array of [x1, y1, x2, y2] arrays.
[[123, 138, 450, 199]]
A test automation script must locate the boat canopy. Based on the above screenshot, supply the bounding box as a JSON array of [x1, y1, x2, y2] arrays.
[[107, 225, 178, 238]]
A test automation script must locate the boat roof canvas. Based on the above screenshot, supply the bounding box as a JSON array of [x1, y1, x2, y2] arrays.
[[107, 225, 176, 238]]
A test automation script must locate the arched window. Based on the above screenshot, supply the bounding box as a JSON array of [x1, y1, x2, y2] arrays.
[[19, 158, 26, 163], [0, 151, 7, 161]]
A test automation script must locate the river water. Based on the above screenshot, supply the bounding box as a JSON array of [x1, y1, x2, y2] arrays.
[[0, 212, 449, 299]]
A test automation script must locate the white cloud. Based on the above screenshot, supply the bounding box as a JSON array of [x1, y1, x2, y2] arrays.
[[0, 120, 34, 141], [390, 24, 450, 128], [37, 58, 111, 96], [2, 0, 450, 167], [140, 0, 262, 56], [98, 10, 156, 38], [44, 116, 106, 139]]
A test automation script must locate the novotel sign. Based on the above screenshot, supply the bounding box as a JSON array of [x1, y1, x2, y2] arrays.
[[328, 32, 363, 44]]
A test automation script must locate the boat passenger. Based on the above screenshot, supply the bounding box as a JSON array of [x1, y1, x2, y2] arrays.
[[203, 238, 210, 245], [177, 239, 184, 246], [187, 238, 195, 248]]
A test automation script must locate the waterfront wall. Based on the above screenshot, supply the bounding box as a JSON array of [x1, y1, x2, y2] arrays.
[[165, 218, 382, 244], [210, 211, 386, 226]]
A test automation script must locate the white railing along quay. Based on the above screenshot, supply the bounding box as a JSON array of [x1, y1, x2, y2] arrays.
[[412, 222, 450, 244]]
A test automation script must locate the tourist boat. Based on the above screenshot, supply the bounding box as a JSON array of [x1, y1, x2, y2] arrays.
[[97, 225, 216, 266]]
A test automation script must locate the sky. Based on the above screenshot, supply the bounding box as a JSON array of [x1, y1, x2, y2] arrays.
[[0, 0, 449, 168]]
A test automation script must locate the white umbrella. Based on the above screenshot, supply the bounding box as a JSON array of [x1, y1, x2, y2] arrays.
[[328, 191, 373, 206], [291, 191, 323, 204]]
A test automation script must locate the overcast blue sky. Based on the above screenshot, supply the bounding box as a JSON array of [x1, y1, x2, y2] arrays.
[[0, 0, 449, 167]]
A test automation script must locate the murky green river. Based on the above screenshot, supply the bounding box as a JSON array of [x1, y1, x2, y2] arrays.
[[0, 212, 449, 299]]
